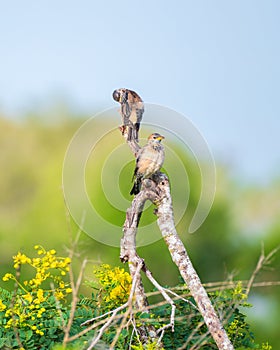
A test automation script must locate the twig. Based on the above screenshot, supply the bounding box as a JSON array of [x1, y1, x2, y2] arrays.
[[163, 288, 198, 311], [246, 244, 280, 295], [177, 321, 205, 350], [81, 308, 123, 327], [68, 305, 126, 342], [142, 265, 176, 334], [63, 258, 88, 345], [87, 307, 120, 350]]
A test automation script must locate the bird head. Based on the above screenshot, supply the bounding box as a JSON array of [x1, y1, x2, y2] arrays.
[[112, 88, 127, 103], [148, 133, 165, 143]]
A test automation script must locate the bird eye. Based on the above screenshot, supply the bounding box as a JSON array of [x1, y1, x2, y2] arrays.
[[112, 90, 120, 102]]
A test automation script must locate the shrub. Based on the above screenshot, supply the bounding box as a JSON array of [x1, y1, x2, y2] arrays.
[[0, 246, 272, 349]]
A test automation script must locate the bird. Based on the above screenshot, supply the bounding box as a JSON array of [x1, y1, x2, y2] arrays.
[[130, 133, 165, 195], [112, 88, 144, 142]]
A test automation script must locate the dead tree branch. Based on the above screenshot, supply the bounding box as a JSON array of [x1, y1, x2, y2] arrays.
[[121, 166, 234, 349]]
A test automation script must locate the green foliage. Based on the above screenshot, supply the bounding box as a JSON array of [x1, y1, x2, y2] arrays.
[[0, 247, 273, 349], [0, 246, 72, 349], [131, 341, 164, 350]]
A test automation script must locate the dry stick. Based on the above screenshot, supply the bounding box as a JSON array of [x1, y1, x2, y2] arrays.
[[153, 173, 233, 350], [69, 304, 127, 342], [121, 189, 161, 345], [145, 279, 280, 297], [63, 258, 88, 345], [87, 307, 120, 350], [120, 191, 149, 311], [142, 265, 176, 338], [62, 214, 87, 345], [178, 321, 206, 350], [246, 244, 280, 295]]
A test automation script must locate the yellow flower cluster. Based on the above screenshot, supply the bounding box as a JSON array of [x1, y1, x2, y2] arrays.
[[0, 299, 7, 311], [94, 264, 132, 308], [1, 245, 73, 336], [3, 245, 71, 295], [233, 282, 247, 301]]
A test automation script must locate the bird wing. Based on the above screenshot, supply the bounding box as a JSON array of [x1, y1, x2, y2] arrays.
[[132, 147, 145, 180], [121, 101, 131, 126]]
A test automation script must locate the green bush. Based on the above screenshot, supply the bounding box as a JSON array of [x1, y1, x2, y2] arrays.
[[0, 246, 272, 349]]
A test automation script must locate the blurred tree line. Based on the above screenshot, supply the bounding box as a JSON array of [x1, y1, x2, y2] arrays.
[[0, 109, 279, 348]]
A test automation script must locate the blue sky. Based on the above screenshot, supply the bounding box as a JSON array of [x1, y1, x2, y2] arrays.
[[1, 1, 280, 183]]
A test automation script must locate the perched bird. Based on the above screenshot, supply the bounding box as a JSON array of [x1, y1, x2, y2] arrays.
[[112, 88, 144, 142], [130, 133, 165, 195]]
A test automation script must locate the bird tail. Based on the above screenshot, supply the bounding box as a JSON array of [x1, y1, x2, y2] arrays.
[[127, 124, 140, 142], [130, 177, 141, 195], [134, 123, 140, 142]]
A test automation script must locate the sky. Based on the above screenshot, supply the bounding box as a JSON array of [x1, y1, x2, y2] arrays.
[[1, 0, 280, 184]]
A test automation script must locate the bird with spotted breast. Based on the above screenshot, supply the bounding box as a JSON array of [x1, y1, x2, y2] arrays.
[[112, 88, 144, 142], [130, 133, 165, 195]]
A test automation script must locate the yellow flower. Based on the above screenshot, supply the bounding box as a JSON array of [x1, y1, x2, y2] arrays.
[[2, 273, 13, 281], [55, 291, 64, 300], [64, 257, 71, 264], [34, 289, 46, 304], [94, 264, 132, 306], [13, 252, 31, 267], [5, 309, 12, 317], [65, 288, 72, 294], [0, 299, 7, 311], [23, 293, 33, 303], [32, 258, 40, 265]]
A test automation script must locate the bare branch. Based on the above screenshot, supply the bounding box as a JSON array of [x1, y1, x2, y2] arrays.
[[63, 258, 88, 345], [246, 244, 280, 295], [121, 191, 152, 311], [142, 265, 176, 334], [150, 172, 234, 350]]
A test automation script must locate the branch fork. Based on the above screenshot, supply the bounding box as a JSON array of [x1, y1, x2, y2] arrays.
[[120, 135, 234, 349]]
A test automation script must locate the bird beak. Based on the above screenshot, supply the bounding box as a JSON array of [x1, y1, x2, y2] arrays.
[[156, 135, 165, 141]]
